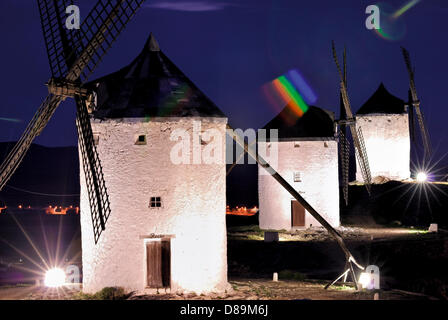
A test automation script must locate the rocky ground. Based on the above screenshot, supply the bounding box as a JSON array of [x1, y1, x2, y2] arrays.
[[0, 284, 80, 300], [0, 226, 445, 300], [227, 225, 434, 242], [130, 279, 436, 300], [227, 225, 448, 299]]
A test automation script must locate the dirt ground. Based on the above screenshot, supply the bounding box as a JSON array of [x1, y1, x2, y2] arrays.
[[0, 284, 80, 300], [0, 226, 444, 300], [227, 225, 448, 299], [0, 279, 436, 300], [227, 225, 437, 242], [130, 279, 436, 300]]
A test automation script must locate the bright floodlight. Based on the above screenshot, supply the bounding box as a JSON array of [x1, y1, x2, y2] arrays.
[[416, 172, 428, 183], [44, 268, 66, 287], [358, 272, 371, 289]]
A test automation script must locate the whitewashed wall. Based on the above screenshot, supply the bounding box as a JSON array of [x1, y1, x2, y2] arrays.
[[79, 117, 230, 294], [355, 114, 410, 181], [258, 140, 340, 230]]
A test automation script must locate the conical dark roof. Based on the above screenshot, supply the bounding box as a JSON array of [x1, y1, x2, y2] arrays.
[[262, 106, 335, 139], [356, 83, 405, 115], [88, 33, 226, 119]]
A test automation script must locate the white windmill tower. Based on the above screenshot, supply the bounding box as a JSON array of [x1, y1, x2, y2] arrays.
[[81, 33, 229, 294], [0, 1, 229, 295]]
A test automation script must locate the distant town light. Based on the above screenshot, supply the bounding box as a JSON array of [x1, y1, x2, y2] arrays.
[[416, 172, 427, 183], [44, 268, 66, 287]]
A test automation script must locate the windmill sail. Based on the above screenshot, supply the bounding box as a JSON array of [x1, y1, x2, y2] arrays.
[[76, 97, 111, 243], [332, 41, 372, 195], [0, 94, 63, 190], [339, 130, 350, 205], [339, 47, 349, 205], [0, 0, 146, 243], [401, 47, 431, 159], [38, 0, 81, 77], [408, 90, 416, 142]]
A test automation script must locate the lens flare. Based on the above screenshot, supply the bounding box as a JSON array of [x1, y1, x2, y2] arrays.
[[373, 0, 421, 41], [416, 172, 428, 183], [392, 0, 421, 19], [373, 2, 407, 41], [262, 69, 313, 124], [44, 268, 66, 287], [285, 69, 317, 105]]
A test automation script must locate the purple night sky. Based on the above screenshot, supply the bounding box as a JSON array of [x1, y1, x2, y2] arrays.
[[0, 0, 447, 166]]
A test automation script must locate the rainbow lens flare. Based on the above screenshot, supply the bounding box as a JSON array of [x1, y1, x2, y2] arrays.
[[285, 69, 317, 105], [372, 1, 422, 41], [262, 69, 313, 124], [273, 76, 309, 117], [392, 0, 421, 19]]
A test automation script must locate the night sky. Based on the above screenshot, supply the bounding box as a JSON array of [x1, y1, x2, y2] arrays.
[[0, 0, 447, 166]]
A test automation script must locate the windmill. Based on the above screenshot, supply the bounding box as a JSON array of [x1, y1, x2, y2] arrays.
[[0, 0, 147, 243], [401, 47, 432, 161], [332, 42, 372, 206]]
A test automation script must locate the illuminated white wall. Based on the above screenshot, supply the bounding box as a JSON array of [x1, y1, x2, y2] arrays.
[[258, 140, 340, 230], [355, 114, 410, 181], [79, 117, 230, 294]]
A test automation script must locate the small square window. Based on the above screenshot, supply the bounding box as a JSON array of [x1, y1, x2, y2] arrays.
[[136, 135, 147, 145], [149, 197, 162, 208], [294, 172, 302, 182]]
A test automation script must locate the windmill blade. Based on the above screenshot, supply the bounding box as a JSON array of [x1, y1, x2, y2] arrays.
[[38, 0, 81, 78], [1, 1, 145, 207], [338, 130, 350, 206], [401, 47, 432, 158], [35, 0, 145, 243], [338, 46, 349, 205], [339, 47, 347, 125], [0, 94, 64, 190], [67, 0, 147, 83], [75, 97, 111, 243], [408, 90, 415, 142], [401, 47, 417, 96], [353, 126, 372, 194], [341, 87, 372, 193], [332, 41, 345, 87], [38, 0, 147, 83], [333, 42, 372, 192], [416, 110, 431, 156]]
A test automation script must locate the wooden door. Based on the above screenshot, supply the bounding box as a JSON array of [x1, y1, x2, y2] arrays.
[[291, 200, 305, 227], [161, 240, 171, 287], [146, 240, 171, 288]]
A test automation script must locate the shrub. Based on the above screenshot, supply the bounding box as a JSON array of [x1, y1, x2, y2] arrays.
[[95, 287, 129, 300], [75, 287, 131, 300]]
